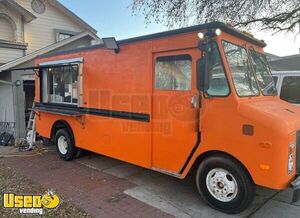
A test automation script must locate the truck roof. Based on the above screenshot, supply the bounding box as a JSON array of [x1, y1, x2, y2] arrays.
[[39, 21, 266, 59]]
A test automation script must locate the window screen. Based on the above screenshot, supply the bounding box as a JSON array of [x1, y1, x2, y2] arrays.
[[42, 65, 79, 104], [280, 76, 300, 104], [155, 55, 192, 91]]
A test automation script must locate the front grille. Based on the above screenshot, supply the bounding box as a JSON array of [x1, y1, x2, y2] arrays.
[[297, 131, 300, 173]]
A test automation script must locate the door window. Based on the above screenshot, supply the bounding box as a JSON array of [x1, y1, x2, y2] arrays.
[[155, 55, 192, 91], [280, 76, 300, 104], [206, 42, 230, 96]]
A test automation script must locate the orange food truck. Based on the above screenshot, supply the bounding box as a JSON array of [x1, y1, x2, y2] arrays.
[[32, 22, 300, 214]]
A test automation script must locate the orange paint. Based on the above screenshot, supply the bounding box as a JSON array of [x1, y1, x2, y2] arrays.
[[35, 25, 300, 191]]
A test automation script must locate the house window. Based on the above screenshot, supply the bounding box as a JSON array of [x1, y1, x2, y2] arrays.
[[58, 33, 74, 41], [0, 15, 15, 42], [55, 29, 78, 42], [42, 65, 79, 105], [155, 55, 192, 91]]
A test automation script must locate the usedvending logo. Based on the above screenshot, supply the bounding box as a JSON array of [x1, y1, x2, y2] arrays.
[[3, 190, 60, 215]]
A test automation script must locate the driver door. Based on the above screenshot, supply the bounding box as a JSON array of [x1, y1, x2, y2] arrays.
[[152, 49, 200, 173]]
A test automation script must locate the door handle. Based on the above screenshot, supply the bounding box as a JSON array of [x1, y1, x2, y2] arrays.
[[191, 95, 198, 108]]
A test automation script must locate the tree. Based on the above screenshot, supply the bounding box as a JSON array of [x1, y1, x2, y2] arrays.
[[131, 0, 300, 33]]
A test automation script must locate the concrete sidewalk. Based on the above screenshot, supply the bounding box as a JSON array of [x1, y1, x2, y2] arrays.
[[1, 146, 300, 217]]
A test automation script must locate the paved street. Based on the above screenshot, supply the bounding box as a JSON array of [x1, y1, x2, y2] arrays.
[[1, 146, 300, 217]]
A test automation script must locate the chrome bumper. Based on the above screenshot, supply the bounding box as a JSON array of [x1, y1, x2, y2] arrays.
[[291, 174, 300, 202]]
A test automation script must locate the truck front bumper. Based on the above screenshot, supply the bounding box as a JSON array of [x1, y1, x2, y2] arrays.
[[291, 174, 300, 202]]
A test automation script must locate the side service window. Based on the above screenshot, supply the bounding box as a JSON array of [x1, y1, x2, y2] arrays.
[[155, 55, 192, 91], [42, 65, 79, 105], [280, 76, 300, 104]]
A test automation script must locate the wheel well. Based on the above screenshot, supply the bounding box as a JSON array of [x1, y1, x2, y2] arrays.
[[190, 150, 253, 182], [50, 120, 75, 144]]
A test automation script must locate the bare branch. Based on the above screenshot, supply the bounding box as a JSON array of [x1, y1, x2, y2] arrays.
[[131, 0, 300, 34]]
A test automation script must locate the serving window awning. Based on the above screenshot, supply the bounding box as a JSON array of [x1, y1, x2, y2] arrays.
[[4, 57, 84, 76], [39, 57, 84, 67]]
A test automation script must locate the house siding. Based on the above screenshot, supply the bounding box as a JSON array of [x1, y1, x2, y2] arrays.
[[15, 0, 85, 54], [0, 83, 14, 123], [0, 47, 23, 64]]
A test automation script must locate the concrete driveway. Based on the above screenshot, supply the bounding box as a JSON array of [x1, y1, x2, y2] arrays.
[[77, 153, 300, 218]]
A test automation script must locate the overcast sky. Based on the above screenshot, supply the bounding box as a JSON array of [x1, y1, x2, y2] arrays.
[[60, 0, 300, 57]]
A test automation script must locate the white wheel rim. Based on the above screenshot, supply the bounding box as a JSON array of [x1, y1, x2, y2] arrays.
[[57, 136, 68, 155], [206, 168, 238, 202]]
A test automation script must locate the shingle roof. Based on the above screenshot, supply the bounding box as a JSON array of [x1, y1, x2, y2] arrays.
[[269, 54, 300, 71], [0, 31, 99, 72]]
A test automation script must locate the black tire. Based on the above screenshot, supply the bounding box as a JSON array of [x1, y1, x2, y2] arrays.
[[54, 128, 78, 161], [196, 155, 255, 214]]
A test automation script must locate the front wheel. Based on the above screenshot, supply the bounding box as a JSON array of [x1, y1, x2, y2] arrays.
[[196, 155, 255, 214]]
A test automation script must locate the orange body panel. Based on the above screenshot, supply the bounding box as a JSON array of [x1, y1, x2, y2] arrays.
[[35, 30, 300, 190]]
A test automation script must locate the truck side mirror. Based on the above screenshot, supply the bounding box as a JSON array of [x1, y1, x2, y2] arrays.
[[197, 57, 210, 92]]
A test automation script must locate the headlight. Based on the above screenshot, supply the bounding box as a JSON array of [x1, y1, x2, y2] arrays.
[[288, 143, 296, 175]]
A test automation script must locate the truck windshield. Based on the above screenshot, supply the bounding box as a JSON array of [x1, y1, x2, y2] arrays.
[[249, 50, 277, 96], [222, 41, 259, 97]]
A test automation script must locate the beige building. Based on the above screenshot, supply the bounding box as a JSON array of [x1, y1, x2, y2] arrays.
[[0, 0, 98, 65], [0, 0, 101, 141]]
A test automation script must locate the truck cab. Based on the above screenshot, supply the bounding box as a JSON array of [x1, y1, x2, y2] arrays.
[[193, 26, 300, 213]]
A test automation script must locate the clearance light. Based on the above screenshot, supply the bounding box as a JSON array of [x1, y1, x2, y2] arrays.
[[259, 164, 270, 170], [198, 32, 204, 39], [242, 31, 254, 37], [215, 28, 222, 36]]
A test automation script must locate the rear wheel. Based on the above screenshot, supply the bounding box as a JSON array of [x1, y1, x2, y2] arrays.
[[54, 129, 78, 161], [196, 155, 255, 214]]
